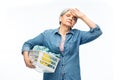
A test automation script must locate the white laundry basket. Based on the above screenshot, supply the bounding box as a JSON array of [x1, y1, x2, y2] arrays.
[[28, 46, 60, 73]]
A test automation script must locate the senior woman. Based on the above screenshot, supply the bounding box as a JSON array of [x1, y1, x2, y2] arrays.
[[22, 8, 102, 80]]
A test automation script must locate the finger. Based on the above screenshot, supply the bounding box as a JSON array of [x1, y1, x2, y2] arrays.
[[25, 59, 35, 68], [70, 9, 76, 16], [26, 62, 35, 68], [28, 64, 35, 68], [74, 8, 79, 11], [29, 60, 36, 68]]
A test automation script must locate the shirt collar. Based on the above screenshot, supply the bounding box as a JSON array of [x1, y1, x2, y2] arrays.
[[54, 28, 74, 35]]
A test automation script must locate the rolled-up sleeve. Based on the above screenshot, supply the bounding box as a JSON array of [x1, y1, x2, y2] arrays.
[[80, 24, 102, 45], [21, 33, 44, 53]]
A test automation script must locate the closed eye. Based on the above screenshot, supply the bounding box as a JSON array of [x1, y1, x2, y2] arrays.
[[66, 14, 71, 17]]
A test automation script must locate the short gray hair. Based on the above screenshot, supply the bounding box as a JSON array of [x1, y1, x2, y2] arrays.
[[59, 8, 78, 24], [60, 8, 70, 16]]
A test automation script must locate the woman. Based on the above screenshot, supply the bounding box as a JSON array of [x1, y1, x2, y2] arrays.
[[22, 8, 102, 80]]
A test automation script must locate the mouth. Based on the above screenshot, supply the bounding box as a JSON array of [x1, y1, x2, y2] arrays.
[[66, 20, 72, 24]]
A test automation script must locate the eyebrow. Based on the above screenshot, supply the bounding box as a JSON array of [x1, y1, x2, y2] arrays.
[[65, 13, 77, 20]]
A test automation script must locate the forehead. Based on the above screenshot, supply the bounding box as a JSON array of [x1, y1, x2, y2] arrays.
[[64, 11, 72, 15]]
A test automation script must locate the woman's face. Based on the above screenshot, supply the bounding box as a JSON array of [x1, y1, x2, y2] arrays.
[[60, 10, 77, 28]]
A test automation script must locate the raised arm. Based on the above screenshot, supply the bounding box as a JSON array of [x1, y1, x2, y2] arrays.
[[70, 8, 102, 45], [70, 8, 96, 28]]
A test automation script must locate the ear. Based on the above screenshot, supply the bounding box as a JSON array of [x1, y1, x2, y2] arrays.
[[59, 16, 62, 22], [59, 17, 62, 24]]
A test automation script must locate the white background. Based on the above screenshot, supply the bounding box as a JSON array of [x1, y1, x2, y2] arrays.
[[0, 0, 119, 80]]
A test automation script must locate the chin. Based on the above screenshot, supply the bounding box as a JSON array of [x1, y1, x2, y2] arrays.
[[66, 24, 73, 27], [67, 26, 73, 29]]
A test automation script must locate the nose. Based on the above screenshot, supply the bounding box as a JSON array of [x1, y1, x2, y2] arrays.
[[70, 15, 75, 21], [68, 16, 73, 21], [69, 16, 73, 20]]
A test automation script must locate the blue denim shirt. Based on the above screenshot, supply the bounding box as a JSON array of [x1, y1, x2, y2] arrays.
[[22, 25, 102, 80]]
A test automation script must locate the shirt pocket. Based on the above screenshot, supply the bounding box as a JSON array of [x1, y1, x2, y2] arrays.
[[65, 40, 78, 54], [48, 38, 60, 53]]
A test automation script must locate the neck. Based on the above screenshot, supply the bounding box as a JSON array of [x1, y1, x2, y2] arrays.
[[59, 25, 70, 36]]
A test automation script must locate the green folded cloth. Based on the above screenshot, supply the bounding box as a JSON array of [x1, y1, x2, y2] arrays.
[[33, 45, 60, 58]]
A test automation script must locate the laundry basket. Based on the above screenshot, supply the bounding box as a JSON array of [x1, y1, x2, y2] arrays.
[[28, 46, 60, 73]]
